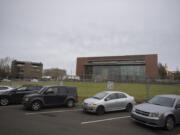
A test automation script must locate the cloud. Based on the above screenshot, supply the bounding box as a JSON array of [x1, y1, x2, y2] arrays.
[[0, 0, 180, 74]]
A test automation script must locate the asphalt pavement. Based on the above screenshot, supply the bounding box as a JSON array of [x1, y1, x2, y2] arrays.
[[0, 105, 180, 135]]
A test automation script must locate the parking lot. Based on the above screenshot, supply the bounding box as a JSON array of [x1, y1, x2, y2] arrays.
[[0, 105, 179, 135]]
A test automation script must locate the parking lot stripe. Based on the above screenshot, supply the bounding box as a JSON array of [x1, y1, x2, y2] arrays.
[[81, 116, 130, 125], [25, 109, 82, 115]]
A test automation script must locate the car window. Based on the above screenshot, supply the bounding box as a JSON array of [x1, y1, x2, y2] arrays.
[[46, 87, 58, 94], [36, 86, 42, 90], [16, 86, 28, 91], [58, 87, 67, 94], [117, 93, 127, 99], [106, 93, 118, 101], [147, 96, 175, 107], [28, 86, 36, 91], [176, 99, 180, 105], [93, 92, 108, 100]]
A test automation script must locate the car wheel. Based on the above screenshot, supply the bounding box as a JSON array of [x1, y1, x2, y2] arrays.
[[67, 100, 74, 108], [0, 98, 9, 106], [126, 103, 133, 112], [31, 101, 42, 111], [96, 106, 105, 115], [165, 116, 175, 131]]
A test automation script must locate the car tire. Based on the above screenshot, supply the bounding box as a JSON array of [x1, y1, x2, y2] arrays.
[[0, 98, 9, 106], [126, 103, 133, 112], [96, 106, 105, 115], [165, 116, 175, 131], [31, 101, 42, 111], [67, 100, 74, 108]]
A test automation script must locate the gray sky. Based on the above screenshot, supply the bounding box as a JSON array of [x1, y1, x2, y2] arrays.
[[0, 0, 180, 74]]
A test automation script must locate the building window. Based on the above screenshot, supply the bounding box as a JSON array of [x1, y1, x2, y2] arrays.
[[87, 65, 146, 81]]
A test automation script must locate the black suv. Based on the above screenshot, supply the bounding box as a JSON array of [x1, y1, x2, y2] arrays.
[[0, 85, 43, 106], [22, 85, 78, 111]]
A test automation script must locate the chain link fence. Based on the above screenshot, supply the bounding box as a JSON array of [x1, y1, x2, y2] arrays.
[[0, 78, 180, 104]]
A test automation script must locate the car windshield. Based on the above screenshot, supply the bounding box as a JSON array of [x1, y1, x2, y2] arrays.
[[147, 96, 175, 107], [93, 92, 108, 100], [38, 87, 47, 94], [16, 86, 27, 91]]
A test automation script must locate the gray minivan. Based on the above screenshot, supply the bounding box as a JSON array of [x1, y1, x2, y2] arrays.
[[131, 94, 180, 130]]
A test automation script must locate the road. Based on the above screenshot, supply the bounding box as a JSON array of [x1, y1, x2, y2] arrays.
[[0, 105, 180, 135]]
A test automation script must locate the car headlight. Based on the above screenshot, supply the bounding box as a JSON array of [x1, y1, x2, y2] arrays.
[[149, 112, 163, 118], [89, 103, 97, 107], [25, 98, 29, 102]]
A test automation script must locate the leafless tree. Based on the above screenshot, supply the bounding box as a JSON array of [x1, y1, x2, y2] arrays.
[[0, 57, 13, 79], [43, 68, 66, 80]]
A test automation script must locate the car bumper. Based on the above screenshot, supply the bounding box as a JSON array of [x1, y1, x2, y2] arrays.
[[22, 100, 32, 108], [131, 111, 165, 127], [82, 104, 97, 113]]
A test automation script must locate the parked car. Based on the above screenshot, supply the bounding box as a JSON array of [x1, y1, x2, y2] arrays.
[[131, 95, 180, 130], [0, 86, 14, 94], [2, 79, 11, 82], [22, 85, 78, 111], [82, 91, 136, 115], [0, 85, 43, 106], [31, 79, 39, 82]]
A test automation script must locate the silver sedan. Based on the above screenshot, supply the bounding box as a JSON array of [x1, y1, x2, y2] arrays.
[[82, 91, 136, 115]]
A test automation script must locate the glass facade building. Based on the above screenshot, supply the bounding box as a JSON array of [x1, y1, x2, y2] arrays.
[[85, 60, 146, 81], [76, 54, 159, 81]]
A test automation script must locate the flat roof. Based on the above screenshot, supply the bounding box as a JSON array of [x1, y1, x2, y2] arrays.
[[77, 54, 157, 59]]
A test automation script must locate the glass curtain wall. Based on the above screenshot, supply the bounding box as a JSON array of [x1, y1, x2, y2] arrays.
[[90, 65, 146, 81]]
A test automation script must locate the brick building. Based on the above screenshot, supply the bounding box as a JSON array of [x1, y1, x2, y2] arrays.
[[11, 60, 43, 79], [76, 54, 159, 81]]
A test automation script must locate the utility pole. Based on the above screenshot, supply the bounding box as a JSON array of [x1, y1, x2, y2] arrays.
[[146, 79, 150, 100]]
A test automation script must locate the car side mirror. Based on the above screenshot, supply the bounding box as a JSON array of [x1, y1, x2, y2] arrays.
[[175, 104, 180, 109]]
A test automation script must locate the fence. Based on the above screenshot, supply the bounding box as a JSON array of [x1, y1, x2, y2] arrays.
[[0, 79, 180, 104]]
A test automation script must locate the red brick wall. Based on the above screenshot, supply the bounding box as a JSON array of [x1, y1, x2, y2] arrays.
[[76, 58, 88, 76], [76, 54, 159, 79], [145, 54, 159, 79]]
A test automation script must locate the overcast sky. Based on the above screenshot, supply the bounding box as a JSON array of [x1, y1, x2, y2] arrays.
[[0, 0, 180, 74]]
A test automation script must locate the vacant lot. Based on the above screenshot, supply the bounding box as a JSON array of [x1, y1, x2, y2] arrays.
[[1, 81, 180, 103]]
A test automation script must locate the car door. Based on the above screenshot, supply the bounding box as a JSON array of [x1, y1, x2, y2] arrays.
[[116, 93, 128, 110], [43, 87, 58, 105], [56, 87, 68, 105], [174, 99, 180, 123], [11, 86, 31, 103], [104, 93, 118, 111]]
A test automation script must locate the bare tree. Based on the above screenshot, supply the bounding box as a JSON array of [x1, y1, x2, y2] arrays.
[[174, 68, 180, 80], [0, 57, 13, 79], [158, 63, 167, 79], [43, 68, 66, 80]]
